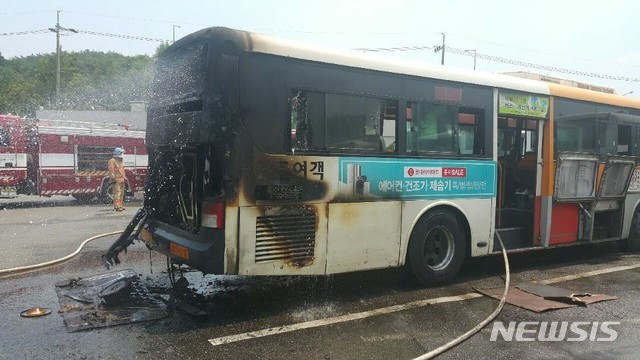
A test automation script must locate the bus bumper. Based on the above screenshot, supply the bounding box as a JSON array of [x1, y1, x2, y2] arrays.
[[142, 221, 225, 274]]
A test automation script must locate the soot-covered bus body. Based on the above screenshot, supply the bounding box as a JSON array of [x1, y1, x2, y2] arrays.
[[104, 27, 640, 286]]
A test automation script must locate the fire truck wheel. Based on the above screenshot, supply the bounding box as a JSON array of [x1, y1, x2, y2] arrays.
[[406, 209, 466, 287], [100, 182, 115, 203]]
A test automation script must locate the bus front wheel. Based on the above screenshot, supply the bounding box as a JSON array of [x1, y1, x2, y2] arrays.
[[406, 209, 466, 286]]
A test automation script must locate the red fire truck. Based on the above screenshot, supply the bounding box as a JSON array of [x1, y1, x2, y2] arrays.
[[0, 114, 147, 200]]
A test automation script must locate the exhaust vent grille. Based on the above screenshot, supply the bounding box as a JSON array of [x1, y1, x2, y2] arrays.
[[255, 212, 315, 263]]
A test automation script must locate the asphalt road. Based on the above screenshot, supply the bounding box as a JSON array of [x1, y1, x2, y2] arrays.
[[1, 198, 640, 360]]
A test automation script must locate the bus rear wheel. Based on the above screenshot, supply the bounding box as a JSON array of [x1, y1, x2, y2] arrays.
[[407, 209, 466, 286]]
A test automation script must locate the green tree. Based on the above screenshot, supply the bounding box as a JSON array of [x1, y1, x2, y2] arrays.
[[0, 51, 155, 115]]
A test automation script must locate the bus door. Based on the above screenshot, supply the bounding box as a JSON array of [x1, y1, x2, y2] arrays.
[[495, 117, 540, 250]]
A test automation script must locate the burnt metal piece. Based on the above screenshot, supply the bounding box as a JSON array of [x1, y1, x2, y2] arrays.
[[20, 307, 52, 318], [55, 269, 168, 332], [476, 283, 618, 313], [102, 208, 149, 268], [516, 283, 591, 306]]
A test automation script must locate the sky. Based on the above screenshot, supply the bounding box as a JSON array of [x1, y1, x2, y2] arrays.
[[1, 0, 640, 97]]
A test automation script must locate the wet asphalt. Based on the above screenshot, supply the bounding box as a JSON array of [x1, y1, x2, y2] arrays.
[[1, 198, 640, 360]]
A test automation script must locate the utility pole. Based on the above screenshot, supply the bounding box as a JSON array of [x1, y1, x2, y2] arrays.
[[433, 33, 446, 65], [172, 25, 181, 43], [48, 10, 77, 105], [440, 33, 445, 65], [55, 10, 61, 103], [465, 49, 477, 70]]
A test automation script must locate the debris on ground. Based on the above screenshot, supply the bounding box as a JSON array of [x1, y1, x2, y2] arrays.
[[475, 282, 617, 313], [55, 269, 168, 332]]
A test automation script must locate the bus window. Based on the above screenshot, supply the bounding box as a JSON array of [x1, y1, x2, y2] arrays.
[[555, 117, 597, 154], [458, 113, 476, 155], [407, 102, 457, 153], [325, 93, 383, 150], [381, 102, 397, 152], [618, 124, 631, 155], [458, 109, 485, 155], [290, 89, 397, 153], [598, 121, 617, 156]]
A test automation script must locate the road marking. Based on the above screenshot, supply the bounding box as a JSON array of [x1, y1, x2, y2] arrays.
[[208, 293, 481, 346], [541, 264, 640, 284], [208, 262, 640, 347]]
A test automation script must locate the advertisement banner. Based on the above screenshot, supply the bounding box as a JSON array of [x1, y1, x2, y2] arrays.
[[499, 91, 549, 118], [338, 157, 496, 199]]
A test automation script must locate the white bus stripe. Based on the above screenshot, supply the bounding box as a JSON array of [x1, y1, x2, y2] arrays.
[[208, 262, 640, 347]]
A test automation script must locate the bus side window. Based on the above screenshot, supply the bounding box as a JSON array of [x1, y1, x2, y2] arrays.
[[618, 124, 631, 155], [290, 90, 398, 153], [381, 101, 397, 152], [290, 91, 309, 151], [407, 102, 457, 154], [458, 112, 478, 155]]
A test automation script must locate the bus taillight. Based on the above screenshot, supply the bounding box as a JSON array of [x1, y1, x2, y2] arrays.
[[202, 198, 225, 229]]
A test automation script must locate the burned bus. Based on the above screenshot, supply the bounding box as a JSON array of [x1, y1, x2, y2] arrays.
[[104, 27, 640, 286]]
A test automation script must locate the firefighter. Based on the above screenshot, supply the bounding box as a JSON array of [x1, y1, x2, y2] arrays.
[[107, 147, 127, 211]]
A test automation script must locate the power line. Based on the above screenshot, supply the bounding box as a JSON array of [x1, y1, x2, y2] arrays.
[[0, 29, 51, 36], [0, 26, 169, 43], [353, 45, 434, 52], [446, 46, 640, 82], [74, 29, 168, 43], [354, 45, 640, 82], [448, 33, 640, 69]]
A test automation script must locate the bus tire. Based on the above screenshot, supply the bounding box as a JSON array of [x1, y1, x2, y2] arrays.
[[406, 209, 466, 286], [620, 207, 640, 252]]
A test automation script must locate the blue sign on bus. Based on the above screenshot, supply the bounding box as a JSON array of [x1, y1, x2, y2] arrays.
[[338, 157, 497, 199]]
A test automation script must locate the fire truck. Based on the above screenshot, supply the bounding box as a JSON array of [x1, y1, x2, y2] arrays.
[[0, 114, 147, 200]]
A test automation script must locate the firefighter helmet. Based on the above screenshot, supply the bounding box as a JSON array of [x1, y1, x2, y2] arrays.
[[113, 147, 125, 158]]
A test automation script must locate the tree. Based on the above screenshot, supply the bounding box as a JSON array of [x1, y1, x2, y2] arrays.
[[154, 43, 170, 58], [0, 51, 155, 114]]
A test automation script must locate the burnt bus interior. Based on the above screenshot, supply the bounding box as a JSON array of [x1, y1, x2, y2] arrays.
[[554, 101, 640, 244], [495, 99, 640, 251]]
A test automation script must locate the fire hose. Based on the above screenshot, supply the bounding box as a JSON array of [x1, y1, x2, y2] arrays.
[[412, 232, 511, 360], [0, 230, 123, 277]]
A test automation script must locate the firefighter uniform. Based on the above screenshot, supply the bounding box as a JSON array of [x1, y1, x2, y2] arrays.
[[107, 148, 126, 211]]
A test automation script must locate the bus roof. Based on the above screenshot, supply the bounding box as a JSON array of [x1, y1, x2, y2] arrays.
[[248, 31, 550, 95], [175, 27, 640, 110]]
